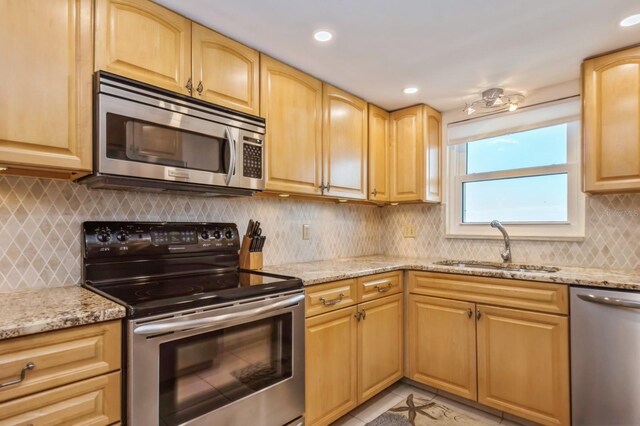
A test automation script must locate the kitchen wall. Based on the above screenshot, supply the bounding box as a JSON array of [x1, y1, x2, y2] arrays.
[[383, 193, 640, 270], [0, 175, 383, 292]]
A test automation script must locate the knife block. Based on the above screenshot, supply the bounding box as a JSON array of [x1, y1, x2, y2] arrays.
[[239, 236, 263, 270]]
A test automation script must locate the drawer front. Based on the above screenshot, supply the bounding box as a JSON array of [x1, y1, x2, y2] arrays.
[[0, 372, 120, 426], [0, 321, 121, 403], [306, 279, 357, 318], [408, 272, 568, 315], [357, 271, 403, 302]]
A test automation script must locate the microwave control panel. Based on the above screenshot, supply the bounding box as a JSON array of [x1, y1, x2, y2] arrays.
[[243, 142, 262, 179]]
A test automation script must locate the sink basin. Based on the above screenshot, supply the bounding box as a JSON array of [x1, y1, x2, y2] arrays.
[[434, 260, 560, 273]]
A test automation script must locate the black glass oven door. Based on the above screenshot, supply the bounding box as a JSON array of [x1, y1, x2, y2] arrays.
[[157, 313, 293, 426]]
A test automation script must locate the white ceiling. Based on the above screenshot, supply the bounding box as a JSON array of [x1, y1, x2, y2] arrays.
[[155, 0, 640, 112]]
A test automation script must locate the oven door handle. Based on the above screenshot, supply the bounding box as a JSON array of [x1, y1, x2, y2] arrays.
[[133, 293, 305, 335], [224, 126, 236, 186]]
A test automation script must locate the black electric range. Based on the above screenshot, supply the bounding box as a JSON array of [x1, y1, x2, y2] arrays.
[[81, 221, 303, 318]]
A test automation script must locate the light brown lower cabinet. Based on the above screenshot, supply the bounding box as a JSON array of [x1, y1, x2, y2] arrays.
[[305, 272, 404, 426], [408, 272, 570, 426], [0, 320, 122, 425]]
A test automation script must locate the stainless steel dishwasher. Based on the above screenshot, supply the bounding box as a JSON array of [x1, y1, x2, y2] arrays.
[[571, 286, 640, 425]]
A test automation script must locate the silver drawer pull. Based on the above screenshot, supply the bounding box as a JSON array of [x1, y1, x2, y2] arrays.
[[577, 293, 640, 309], [320, 293, 344, 306], [0, 362, 35, 389], [374, 283, 392, 293]]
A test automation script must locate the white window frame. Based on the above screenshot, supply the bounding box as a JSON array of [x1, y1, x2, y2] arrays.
[[446, 112, 585, 241]]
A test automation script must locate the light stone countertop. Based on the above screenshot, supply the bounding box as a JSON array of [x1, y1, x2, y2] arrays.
[[263, 255, 640, 291], [0, 286, 125, 341]]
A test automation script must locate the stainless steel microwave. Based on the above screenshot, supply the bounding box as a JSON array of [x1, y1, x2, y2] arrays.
[[79, 72, 265, 196]]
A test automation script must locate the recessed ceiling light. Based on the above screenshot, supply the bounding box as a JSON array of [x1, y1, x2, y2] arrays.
[[620, 14, 640, 27], [313, 30, 333, 42], [403, 87, 418, 94]]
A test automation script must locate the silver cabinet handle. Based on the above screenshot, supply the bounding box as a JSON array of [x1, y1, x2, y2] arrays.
[[185, 78, 193, 95], [325, 182, 331, 192], [371, 189, 377, 196], [354, 310, 362, 321], [224, 126, 236, 186], [476, 309, 482, 320], [577, 293, 640, 309], [134, 294, 304, 335], [196, 81, 204, 95], [361, 308, 366, 320], [0, 362, 35, 388], [319, 293, 344, 306], [374, 283, 392, 293], [467, 308, 473, 318]]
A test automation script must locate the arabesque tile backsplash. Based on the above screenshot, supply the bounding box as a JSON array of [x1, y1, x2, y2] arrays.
[[1, 175, 640, 292]]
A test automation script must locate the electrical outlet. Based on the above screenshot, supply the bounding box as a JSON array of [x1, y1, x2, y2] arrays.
[[402, 224, 416, 238], [302, 224, 310, 240]]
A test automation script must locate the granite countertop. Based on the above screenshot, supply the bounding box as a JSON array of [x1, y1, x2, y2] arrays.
[[0, 286, 126, 340], [263, 255, 640, 291]]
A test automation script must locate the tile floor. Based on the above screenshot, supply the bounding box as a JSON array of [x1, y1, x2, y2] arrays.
[[331, 382, 527, 425]]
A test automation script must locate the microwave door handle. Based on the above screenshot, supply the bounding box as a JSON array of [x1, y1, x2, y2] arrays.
[[133, 294, 304, 335], [224, 126, 236, 186]]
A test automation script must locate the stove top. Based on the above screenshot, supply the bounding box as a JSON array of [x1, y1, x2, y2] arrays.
[[82, 221, 303, 318]]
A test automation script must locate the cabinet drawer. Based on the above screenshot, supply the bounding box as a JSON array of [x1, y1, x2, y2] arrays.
[[0, 321, 121, 403], [408, 272, 568, 315], [357, 271, 402, 302], [0, 372, 120, 426], [306, 279, 357, 318]]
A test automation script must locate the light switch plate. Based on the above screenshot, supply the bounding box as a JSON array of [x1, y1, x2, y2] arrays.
[[402, 224, 416, 238], [302, 224, 310, 240]]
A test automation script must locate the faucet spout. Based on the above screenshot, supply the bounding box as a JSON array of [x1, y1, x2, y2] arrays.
[[490, 220, 511, 263]]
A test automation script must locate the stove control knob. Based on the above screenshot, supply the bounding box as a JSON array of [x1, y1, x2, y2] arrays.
[[212, 230, 222, 240], [201, 230, 210, 240], [224, 229, 234, 240], [116, 230, 128, 242], [96, 232, 111, 243]]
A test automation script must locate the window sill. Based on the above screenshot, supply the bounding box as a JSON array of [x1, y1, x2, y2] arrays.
[[444, 232, 585, 242]]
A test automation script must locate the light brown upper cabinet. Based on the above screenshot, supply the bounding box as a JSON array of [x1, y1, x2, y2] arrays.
[[260, 55, 323, 195], [95, 0, 192, 95], [322, 84, 368, 200], [583, 45, 640, 193], [390, 104, 442, 203], [0, 0, 93, 178], [95, 0, 259, 114], [368, 105, 391, 202], [192, 23, 259, 115]]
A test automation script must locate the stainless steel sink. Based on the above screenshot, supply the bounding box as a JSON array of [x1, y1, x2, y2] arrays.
[[434, 260, 560, 273]]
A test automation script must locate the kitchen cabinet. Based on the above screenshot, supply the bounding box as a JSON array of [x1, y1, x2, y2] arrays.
[[305, 271, 403, 426], [583, 45, 640, 193], [0, 0, 93, 178], [95, 0, 192, 95], [0, 320, 122, 425], [192, 23, 260, 115], [368, 105, 391, 202], [95, 0, 260, 114], [261, 55, 324, 195], [408, 272, 569, 426], [322, 84, 369, 199], [390, 104, 442, 203]]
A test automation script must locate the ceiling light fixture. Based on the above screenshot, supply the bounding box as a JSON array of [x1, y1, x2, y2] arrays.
[[313, 30, 333, 42], [403, 87, 418, 94], [620, 14, 640, 27], [462, 88, 524, 116]]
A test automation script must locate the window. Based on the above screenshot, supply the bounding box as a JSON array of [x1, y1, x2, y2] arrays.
[[447, 99, 585, 240]]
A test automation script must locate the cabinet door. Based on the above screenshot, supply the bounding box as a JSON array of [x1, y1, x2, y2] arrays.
[[390, 105, 424, 202], [358, 294, 403, 404], [95, 0, 192, 95], [368, 105, 390, 202], [260, 55, 323, 195], [306, 306, 358, 426], [583, 46, 640, 193], [476, 305, 570, 426], [0, 0, 93, 176], [192, 23, 259, 115], [408, 295, 477, 400], [424, 105, 442, 202], [322, 84, 368, 199]]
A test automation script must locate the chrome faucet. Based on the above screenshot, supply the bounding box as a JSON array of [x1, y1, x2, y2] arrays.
[[490, 220, 511, 263]]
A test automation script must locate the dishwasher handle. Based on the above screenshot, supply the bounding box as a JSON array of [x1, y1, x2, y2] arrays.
[[577, 293, 640, 309]]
